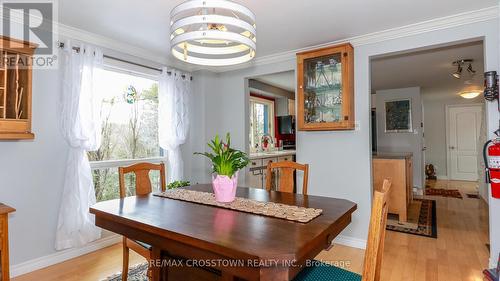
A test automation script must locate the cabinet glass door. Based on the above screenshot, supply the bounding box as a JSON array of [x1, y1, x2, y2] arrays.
[[303, 52, 343, 124]]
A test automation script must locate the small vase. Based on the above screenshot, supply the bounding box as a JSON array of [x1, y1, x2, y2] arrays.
[[212, 173, 238, 203]]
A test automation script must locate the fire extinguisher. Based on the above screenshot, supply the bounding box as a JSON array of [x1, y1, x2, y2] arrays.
[[483, 71, 500, 199], [484, 139, 500, 198]]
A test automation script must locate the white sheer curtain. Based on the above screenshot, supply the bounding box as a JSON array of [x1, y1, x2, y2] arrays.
[[158, 67, 191, 183], [55, 40, 103, 250]]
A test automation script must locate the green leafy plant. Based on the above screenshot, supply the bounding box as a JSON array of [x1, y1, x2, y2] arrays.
[[167, 180, 191, 189], [195, 133, 250, 178]]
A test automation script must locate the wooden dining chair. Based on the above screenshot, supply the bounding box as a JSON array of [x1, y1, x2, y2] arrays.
[[266, 160, 309, 194], [118, 162, 166, 281], [294, 179, 392, 281]]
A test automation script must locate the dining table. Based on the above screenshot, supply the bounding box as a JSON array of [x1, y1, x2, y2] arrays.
[[90, 184, 357, 281]]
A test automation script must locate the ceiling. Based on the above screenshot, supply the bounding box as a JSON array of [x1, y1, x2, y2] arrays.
[[254, 71, 295, 92], [58, 0, 497, 66], [371, 41, 484, 94]]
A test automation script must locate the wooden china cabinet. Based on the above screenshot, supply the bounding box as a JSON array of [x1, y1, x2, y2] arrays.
[[0, 36, 37, 140], [296, 43, 354, 131], [0, 204, 15, 281]]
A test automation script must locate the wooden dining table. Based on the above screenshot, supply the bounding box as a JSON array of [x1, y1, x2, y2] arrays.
[[90, 184, 357, 281]]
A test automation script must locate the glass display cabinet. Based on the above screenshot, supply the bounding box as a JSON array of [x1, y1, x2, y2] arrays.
[[296, 43, 354, 131], [0, 36, 36, 140]]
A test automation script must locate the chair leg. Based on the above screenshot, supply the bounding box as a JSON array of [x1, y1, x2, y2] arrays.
[[122, 238, 129, 281]]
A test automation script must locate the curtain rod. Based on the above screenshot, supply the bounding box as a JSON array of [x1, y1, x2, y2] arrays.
[[57, 42, 193, 81]]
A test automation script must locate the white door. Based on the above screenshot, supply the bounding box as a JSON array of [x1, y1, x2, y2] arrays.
[[447, 105, 482, 181]]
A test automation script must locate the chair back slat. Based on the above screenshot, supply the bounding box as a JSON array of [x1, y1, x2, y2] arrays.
[[362, 179, 391, 281], [118, 162, 166, 198], [266, 160, 309, 195]]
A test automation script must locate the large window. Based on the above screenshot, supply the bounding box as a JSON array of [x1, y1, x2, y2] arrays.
[[89, 66, 165, 202], [249, 96, 275, 150]]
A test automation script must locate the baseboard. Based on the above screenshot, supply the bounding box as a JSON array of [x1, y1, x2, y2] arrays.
[[333, 235, 367, 250], [436, 175, 449, 180], [10, 234, 121, 278], [490, 256, 497, 269]]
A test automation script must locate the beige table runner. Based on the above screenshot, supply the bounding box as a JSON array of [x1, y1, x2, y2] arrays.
[[154, 189, 323, 223]]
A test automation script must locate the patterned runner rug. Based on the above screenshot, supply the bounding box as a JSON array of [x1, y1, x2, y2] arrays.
[[102, 263, 148, 281], [425, 187, 463, 199], [386, 199, 437, 238]]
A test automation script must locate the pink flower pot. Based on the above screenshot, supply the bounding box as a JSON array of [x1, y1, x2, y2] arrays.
[[212, 173, 238, 203]]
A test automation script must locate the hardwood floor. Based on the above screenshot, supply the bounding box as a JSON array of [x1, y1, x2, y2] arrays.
[[13, 180, 489, 281], [321, 180, 490, 281], [12, 243, 146, 281]]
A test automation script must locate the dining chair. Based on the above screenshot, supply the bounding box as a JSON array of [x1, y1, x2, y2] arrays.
[[266, 160, 309, 194], [118, 162, 166, 281], [294, 179, 392, 281]]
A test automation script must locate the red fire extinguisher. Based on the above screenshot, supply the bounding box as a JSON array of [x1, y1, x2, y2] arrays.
[[484, 139, 500, 198], [483, 71, 500, 199]]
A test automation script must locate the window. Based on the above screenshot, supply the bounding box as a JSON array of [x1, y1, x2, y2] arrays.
[[249, 96, 275, 149], [89, 66, 165, 202]]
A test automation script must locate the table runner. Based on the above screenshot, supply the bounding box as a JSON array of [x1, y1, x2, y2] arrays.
[[154, 189, 323, 223]]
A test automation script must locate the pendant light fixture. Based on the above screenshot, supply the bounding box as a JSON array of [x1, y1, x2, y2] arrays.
[[170, 0, 256, 66]]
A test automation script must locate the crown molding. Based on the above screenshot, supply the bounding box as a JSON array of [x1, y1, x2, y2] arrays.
[[202, 5, 499, 73]]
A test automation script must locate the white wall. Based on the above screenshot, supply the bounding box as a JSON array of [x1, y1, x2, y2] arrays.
[[422, 86, 484, 180], [375, 87, 424, 189], [198, 19, 500, 266]]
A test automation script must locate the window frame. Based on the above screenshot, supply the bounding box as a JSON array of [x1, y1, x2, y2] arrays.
[[89, 62, 167, 190], [249, 96, 275, 149]]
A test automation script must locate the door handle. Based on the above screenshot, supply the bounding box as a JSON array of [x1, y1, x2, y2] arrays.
[[449, 146, 455, 150]]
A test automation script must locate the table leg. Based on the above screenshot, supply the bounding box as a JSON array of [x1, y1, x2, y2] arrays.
[[151, 248, 164, 281], [260, 267, 290, 281], [221, 272, 236, 281]]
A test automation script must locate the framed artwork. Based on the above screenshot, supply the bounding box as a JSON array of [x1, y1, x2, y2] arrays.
[[384, 99, 412, 132]]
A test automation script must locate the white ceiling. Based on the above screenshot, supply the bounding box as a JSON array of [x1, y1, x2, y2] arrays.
[[254, 71, 295, 92], [371, 41, 484, 93], [58, 0, 497, 66]]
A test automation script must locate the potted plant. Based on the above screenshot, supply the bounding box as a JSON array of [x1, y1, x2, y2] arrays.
[[195, 133, 249, 203], [167, 180, 191, 189]]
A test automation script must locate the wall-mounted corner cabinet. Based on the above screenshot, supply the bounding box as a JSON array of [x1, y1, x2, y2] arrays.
[[0, 36, 37, 140], [297, 43, 354, 131]]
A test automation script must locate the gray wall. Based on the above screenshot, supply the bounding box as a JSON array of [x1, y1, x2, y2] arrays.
[[0, 66, 67, 265], [375, 87, 424, 189], [422, 86, 484, 179]]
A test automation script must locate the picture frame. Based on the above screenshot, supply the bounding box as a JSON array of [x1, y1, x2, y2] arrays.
[[384, 99, 412, 133]]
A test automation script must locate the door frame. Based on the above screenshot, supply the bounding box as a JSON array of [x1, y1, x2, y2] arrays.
[[445, 103, 484, 181]]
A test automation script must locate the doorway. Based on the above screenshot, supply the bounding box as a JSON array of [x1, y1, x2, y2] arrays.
[[368, 39, 490, 280], [446, 104, 483, 181]]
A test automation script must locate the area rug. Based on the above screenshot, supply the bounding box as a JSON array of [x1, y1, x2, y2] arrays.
[[425, 187, 463, 199], [466, 193, 480, 199], [102, 262, 148, 281], [386, 199, 437, 238]]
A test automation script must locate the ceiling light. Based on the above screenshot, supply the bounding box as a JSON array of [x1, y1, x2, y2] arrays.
[[451, 59, 474, 79], [452, 64, 462, 79], [170, 0, 257, 66], [467, 63, 476, 75], [459, 90, 481, 99]]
